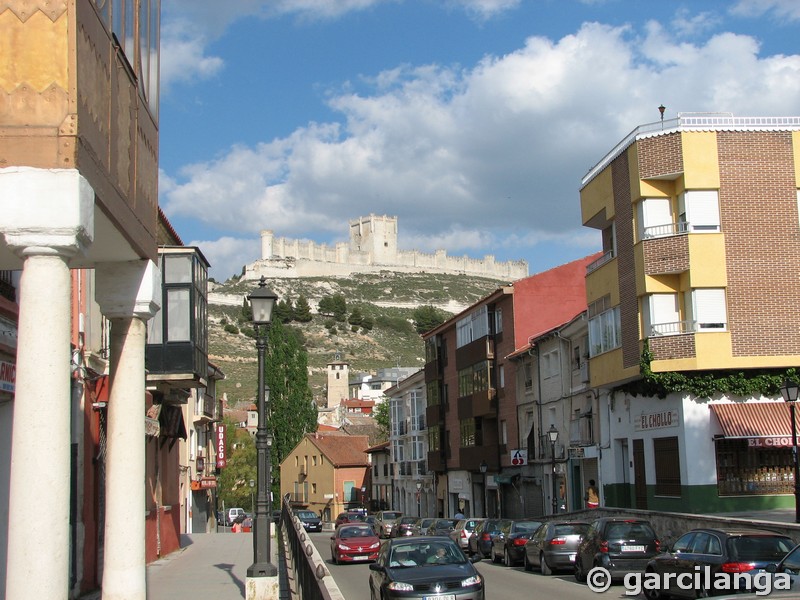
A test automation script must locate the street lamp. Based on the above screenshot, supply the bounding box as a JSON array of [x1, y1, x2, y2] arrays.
[[249, 479, 255, 515], [547, 425, 559, 515], [479, 461, 488, 518], [781, 379, 800, 523], [416, 479, 422, 517], [247, 276, 278, 579]]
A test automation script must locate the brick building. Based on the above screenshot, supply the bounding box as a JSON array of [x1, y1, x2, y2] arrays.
[[580, 112, 800, 513]]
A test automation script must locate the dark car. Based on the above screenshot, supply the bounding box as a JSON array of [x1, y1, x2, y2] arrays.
[[765, 541, 800, 590], [491, 518, 542, 567], [330, 523, 381, 565], [413, 517, 436, 536], [392, 516, 420, 538], [374, 511, 403, 538], [450, 518, 486, 554], [335, 511, 367, 528], [575, 518, 661, 582], [426, 518, 459, 537], [524, 520, 589, 574], [469, 518, 510, 559], [368, 536, 485, 599], [295, 509, 322, 533], [643, 528, 795, 599]]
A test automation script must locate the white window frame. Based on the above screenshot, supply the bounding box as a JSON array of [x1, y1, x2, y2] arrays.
[[689, 288, 727, 331], [638, 197, 673, 239], [643, 293, 680, 336], [588, 306, 621, 356], [680, 190, 720, 233]]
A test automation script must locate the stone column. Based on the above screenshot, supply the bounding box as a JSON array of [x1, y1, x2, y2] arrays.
[[95, 260, 160, 600], [0, 167, 93, 600]]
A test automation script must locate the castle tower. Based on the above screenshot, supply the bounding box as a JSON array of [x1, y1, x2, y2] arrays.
[[349, 214, 398, 264], [326, 353, 349, 409], [260, 230, 274, 259]]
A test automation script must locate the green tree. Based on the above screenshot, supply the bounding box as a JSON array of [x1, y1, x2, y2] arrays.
[[348, 307, 364, 328], [217, 418, 257, 511], [317, 295, 334, 316], [274, 299, 293, 324], [372, 399, 390, 441], [412, 305, 447, 334], [331, 294, 348, 322], [293, 294, 313, 322], [361, 315, 374, 332], [241, 295, 253, 323], [265, 319, 318, 500]]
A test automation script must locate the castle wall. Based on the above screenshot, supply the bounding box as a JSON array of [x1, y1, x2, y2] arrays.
[[255, 216, 528, 282]]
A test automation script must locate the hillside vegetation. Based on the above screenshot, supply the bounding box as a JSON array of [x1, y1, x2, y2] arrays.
[[208, 271, 503, 407]]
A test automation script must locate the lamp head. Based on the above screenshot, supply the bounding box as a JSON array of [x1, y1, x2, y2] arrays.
[[782, 379, 800, 403], [248, 276, 278, 326], [658, 104, 666, 119], [479, 460, 488, 474], [547, 424, 559, 444], [416, 480, 422, 490]]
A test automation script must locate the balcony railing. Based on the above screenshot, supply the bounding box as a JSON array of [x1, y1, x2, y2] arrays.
[[586, 250, 614, 275], [649, 320, 695, 337], [642, 221, 690, 239]]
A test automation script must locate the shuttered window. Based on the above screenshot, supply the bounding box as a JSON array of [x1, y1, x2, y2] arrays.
[[653, 436, 681, 497]]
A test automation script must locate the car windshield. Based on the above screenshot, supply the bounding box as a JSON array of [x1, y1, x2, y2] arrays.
[[347, 513, 366, 521], [513, 521, 540, 533], [730, 536, 794, 562], [389, 542, 465, 567], [400, 517, 417, 524], [382, 512, 402, 520], [554, 523, 589, 537], [605, 522, 655, 540], [297, 511, 316, 519], [340, 526, 374, 539]]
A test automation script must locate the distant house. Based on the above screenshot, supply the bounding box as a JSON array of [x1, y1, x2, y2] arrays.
[[280, 432, 370, 521], [341, 398, 374, 415]]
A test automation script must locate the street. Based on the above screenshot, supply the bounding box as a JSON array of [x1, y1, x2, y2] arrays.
[[308, 532, 635, 600]]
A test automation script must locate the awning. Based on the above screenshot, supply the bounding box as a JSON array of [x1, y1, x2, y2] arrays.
[[710, 402, 800, 442]]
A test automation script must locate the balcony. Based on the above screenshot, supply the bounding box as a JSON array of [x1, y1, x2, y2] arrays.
[[457, 388, 497, 419], [193, 393, 216, 423], [585, 250, 614, 275], [648, 320, 695, 337], [458, 445, 497, 472], [642, 221, 689, 240]]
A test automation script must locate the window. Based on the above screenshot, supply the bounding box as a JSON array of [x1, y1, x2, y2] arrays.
[[312, 483, 317, 494], [457, 361, 491, 397], [428, 427, 441, 452], [501, 420, 507, 445], [426, 381, 440, 407], [456, 306, 489, 348], [654, 436, 681, 496], [494, 308, 503, 334], [638, 197, 674, 239], [643, 293, 681, 336], [523, 362, 533, 391], [499, 365, 505, 388], [313, 456, 317, 466], [688, 289, 727, 331], [460, 419, 476, 447], [542, 349, 559, 379], [588, 301, 621, 357], [679, 190, 720, 232]]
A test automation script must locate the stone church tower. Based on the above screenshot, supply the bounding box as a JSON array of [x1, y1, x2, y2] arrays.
[[326, 353, 349, 409]]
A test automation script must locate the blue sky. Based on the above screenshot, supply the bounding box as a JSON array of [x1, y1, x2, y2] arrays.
[[157, 0, 800, 282]]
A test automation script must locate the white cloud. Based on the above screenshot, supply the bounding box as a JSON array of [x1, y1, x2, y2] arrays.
[[161, 20, 800, 280], [730, 0, 800, 21], [449, 0, 522, 20], [187, 236, 260, 283]]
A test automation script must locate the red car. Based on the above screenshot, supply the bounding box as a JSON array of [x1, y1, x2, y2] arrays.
[[330, 524, 381, 564], [335, 511, 367, 527]]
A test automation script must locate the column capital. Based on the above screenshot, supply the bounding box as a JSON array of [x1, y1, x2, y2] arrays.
[[0, 167, 94, 259], [96, 260, 161, 321]]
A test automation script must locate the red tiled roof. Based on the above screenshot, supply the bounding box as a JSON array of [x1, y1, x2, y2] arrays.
[[307, 433, 370, 467], [366, 440, 390, 453], [342, 398, 375, 407]]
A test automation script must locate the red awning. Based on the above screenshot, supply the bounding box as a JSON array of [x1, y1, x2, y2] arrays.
[[710, 402, 800, 439]]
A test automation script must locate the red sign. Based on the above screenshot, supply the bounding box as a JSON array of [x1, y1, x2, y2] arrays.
[[191, 477, 217, 491], [216, 424, 227, 468], [0, 360, 15, 393]]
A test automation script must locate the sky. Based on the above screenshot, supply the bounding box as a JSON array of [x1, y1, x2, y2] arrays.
[[157, 0, 800, 282]]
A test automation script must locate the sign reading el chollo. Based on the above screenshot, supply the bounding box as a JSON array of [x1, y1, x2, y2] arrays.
[[216, 424, 226, 468], [635, 410, 679, 431], [748, 437, 799, 448]]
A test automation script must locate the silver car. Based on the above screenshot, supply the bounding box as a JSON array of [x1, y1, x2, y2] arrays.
[[374, 510, 403, 538], [450, 518, 485, 553], [524, 520, 589, 574]]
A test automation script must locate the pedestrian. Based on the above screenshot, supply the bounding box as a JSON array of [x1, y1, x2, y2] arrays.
[[232, 517, 243, 533], [454, 511, 465, 519], [585, 479, 599, 509]]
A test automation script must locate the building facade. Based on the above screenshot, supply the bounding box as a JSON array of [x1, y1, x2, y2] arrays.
[[580, 112, 800, 513]]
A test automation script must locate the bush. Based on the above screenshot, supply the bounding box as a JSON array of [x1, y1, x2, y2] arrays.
[[224, 324, 240, 335]]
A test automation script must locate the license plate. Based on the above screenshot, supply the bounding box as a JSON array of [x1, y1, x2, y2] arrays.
[[351, 555, 369, 561], [621, 545, 645, 552], [569, 553, 576, 562], [424, 596, 455, 600]]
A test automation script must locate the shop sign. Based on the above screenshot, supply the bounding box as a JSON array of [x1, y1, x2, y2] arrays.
[[190, 477, 217, 491], [0, 360, 15, 393], [216, 424, 227, 468], [747, 437, 798, 448], [510, 449, 527, 465], [634, 409, 679, 431]]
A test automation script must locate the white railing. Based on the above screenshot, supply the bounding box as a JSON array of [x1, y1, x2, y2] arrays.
[[642, 221, 690, 239], [586, 250, 614, 274], [649, 320, 695, 337]]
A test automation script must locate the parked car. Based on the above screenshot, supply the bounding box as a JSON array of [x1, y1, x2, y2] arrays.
[[364, 514, 378, 533], [524, 520, 589, 574], [469, 518, 510, 559], [450, 518, 485, 554], [368, 536, 485, 599], [413, 517, 436, 536], [575, 517, 661, 582], [374, 510, 403, 538], [226, 507, 245, 526], [425, 518, 459, 537], [295, 509, 322, 533], [330, 523, 381, 565], [765, 541, 800, 590], [491, 518, 542, 567], [335, 511, 367, 528], [643, 528, 795, 599], [392, 516, 420, 538]]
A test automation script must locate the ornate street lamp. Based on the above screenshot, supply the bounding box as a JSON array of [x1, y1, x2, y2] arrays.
[[247, 276, 278, 578], [479, 460, 488, 518], [781, 379, 800, 523], [547, 425, 559, 515], [416, 479, 422, 517]]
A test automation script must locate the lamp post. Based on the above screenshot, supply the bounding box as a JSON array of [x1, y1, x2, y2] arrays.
[[249, 479, 255, 515], [479, 460, 488, 518], [416, 480, 422, 517], [547, 425, 559, 515], [781, 379, 800, 523], [247, 276, 278, 579]]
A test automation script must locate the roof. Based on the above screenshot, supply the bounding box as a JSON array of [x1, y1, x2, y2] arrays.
[[710, 402, 799, 439], [365, 440, 390, 454], [307, 432, 370, 467], [342, 398, 375, 408]]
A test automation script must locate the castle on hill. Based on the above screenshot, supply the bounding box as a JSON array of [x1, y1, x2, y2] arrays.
[[244, 214, 529, 281]]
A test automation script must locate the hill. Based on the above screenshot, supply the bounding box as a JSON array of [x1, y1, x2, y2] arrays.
[[207, 271, 504, 407]]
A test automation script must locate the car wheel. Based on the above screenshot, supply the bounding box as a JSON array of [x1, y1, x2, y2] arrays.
[[575, 558, 585, 582], [523, 551, 532, 572], [492, 547, 501, 564], [331, 551, 338, 565], [540, 552, 551, 576], [504, 548, 513, 567]]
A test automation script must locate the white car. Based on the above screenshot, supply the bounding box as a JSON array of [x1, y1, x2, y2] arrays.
[[227, 507, 245, 526]]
